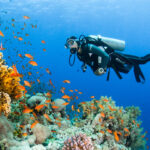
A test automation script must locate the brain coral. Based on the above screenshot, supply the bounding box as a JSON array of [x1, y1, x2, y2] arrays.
[[0, 92, 11, 117]]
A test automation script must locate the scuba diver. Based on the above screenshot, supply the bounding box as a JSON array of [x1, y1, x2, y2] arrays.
[[65, 35, 150, 83]]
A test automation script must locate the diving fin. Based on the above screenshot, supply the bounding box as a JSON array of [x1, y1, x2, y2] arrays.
[[133, 65, 145, 82]]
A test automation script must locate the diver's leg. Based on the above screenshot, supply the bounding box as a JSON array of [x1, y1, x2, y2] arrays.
[[141, 54, 150, 64]]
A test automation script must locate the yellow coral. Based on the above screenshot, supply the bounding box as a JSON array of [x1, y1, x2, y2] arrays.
[[0, 92, 11, 116], [0, 52, 23, 99]]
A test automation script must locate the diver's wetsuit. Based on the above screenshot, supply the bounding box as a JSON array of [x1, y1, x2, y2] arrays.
[[77, 43, 110, 72]]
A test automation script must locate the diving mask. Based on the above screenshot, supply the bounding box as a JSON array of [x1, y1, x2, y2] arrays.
[[65, 39, 78, 49]]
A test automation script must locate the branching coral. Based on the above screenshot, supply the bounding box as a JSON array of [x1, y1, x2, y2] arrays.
[[62, 133, 94, 150], [0, 92, 11, 117], [78, 96, 146, 150], [0, 52, 23, 100]]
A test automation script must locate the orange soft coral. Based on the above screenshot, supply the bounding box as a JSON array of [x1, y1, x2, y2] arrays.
[[0, 52, 23, 99]]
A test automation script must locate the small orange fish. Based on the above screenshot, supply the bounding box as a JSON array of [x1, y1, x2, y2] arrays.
[[41, 40, 46, 44], [76, 96, 78, 99], [30, 117, 34, 120], [119, 109, 122, 113], [43, 48, 46, 51], [99, 118, 102, 122], [91, 106, 97, 110], [11, 73, 23, 78], [35, 104, 45, 111], [49, 79, 53, 86], [109, 116, 114, 119], [80, 102, 86, 104], [37, 79, 40, 83], [107, 129, 112, 134], [137, 124, 140, 127], [62, 102, 69, 106], [124, 128, 129, 132], [69, 90, 73, 92], [121, 120, 124, 125], [63, 80, 71, 83], [22, 133, 28, 137], [12, 23, 15, 27], [46, 92, 52, 97], [28, 72, 32, 76], [18, 54, 23, 58], [100, 112, 105, 118], [31, 121, 38, 129], [24, 80, 31, 87], [0, 30, 4, 37], [44, 114, 52, 122], [14, 36, 17, 38], [77, 108, 80, 113], [51, 130, 56, 133], [103, 99, 109, 102], [0, 41, 5, 50], [124, 133, 129, 137], [78, 92, 83, 94], [29, 61, 38, 66], [32, 112, 37, 118], [45, 100, 51, 103], [75, 89, 78, 92], [18, 37, 23, 41], [25, 33, 29, 36], [52, 106, 59, 109], [71, 105, 75, 111], [12, 64, 18, 73], [132, 120, 136, 124], [99, 104, 104, 110], [117, 131, 122, 136], [114, 131, 119, 142], [99, 130, 104, 134], [23, 108, 33, 114], [46, 68, 51, 74], [90, 96, 95, 98], [108, 105, 117, 111], [19, 85, 26, 91], [62, 95, 70, 99], [56, 122, 61, 127], [15, 94, 22, 99], [20, 125, 25, 128], [25, 54, 33, 60], [23, 16, 30, 19]]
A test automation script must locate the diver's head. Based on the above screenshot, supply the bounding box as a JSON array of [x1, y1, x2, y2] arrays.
[[65, 36, 79, 54]]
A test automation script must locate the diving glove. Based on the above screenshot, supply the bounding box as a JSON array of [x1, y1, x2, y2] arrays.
[[94, 67, 106, 75], [81, 63, 87, 72]]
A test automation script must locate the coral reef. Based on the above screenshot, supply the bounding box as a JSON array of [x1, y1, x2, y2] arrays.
[[0, 92, 11, 116], [62, 133, 94, 150], [0, 92, 147, 150], [0, 52, 23, 100], [77, 96, 146, 150]]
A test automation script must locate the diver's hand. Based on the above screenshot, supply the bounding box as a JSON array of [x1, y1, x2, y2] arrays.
[[81, 64, 87, 72], [94, 68, 106, 76]]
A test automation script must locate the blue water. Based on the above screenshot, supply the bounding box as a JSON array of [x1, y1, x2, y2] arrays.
[[1, 0, 150, 147]]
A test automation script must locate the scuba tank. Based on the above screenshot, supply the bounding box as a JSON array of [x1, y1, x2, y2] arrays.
[[89, 35, 125, 51]]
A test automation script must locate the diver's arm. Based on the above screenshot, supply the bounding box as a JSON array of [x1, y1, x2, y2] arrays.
[[85, 44, 110, 69]]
